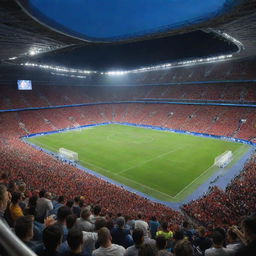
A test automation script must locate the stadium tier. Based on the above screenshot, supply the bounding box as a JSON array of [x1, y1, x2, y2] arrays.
[[1, 1, 256, 255]]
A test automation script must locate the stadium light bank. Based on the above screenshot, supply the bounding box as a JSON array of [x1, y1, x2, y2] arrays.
[[20, 54, 233, 77]]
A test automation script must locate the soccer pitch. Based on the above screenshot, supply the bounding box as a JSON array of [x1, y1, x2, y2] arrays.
[[27, 124, 249, 202]]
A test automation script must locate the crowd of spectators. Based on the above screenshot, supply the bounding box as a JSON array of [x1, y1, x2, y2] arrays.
[[183, 155, 256, 228], [1, 180, 256, 256]]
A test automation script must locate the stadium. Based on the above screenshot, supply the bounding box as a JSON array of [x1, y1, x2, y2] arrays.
[[0, 0, 256, 256]]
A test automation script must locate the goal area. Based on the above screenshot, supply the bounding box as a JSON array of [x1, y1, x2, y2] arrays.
[[59, 148, 79, 162], [214, 151, 233, 168]]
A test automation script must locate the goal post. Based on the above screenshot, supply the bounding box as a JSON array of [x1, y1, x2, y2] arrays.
[[59, 148, 79, 162], [214, 151, 233, 168]]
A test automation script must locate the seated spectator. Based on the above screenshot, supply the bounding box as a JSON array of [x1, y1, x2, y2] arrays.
[[36, 190, 53, 223], [77, 208, 94, 232], [156, 235, 172, 256], [174, 239, 193, 256], [205, 231, 233, 256], [14, 215, 41, 252], [9, 191, 23, 222], [56, 206, 72, 242], [111, 216, 133, 248], [64, 228, 90, 256], [92, 227, 125, 256], [234, 215, 256, 256], [149, 216, 160, 240], [124, 228, 144, 256], [38, 224, 63, 256], [193, 226, 212, 255], [72, 197, 81, 218]]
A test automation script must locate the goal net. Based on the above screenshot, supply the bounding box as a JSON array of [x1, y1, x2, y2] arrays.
[[59, 148, 79, 162], [214, 151, 233, 168]]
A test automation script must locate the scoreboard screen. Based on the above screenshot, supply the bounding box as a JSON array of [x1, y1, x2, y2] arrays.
[[17, 80, 32, 90]]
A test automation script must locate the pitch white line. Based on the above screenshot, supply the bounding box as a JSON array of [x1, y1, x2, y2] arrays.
[[117, 146, 184, 175], [80, 159, 175, 199]]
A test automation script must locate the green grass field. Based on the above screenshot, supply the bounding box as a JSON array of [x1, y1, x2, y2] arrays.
[[27, 124, 249, 202]]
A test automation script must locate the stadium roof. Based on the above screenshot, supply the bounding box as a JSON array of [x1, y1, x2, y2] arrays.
[[0, 0, 256, 82]]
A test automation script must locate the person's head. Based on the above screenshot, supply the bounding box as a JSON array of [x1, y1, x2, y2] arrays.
[[174, 239, 193, 256], [74, 196, 80, 204], [18, 182, 26, 193], [81, 207, 91, 220], [227, 228, 238, 243], [97, 227, 112, 247], [93, 205, 101, 216], [197, 226, 206, 237], [161, 222, 168, 232], [173, 230, 184, 241], [39, 190, 46, 198], [156, 235, 167, 250], [57, 206, 72, 224], [211, 231, 225, 247], [137, 213, 142, 220], [242, 215, 256, 242], [138, 244, 157, 256], [43, 225, 63, 252], [132, 228, 144, 247], [66, 200, 74, 208], [151, 216, 156, 221], [45, 192, 52, 200], [67, 228, 83, 252], [66, 215, 77, 230], [58, 196, 65, 204], [116, 216, 125, 228], [0, 185, 9, 212], [15, 215, 34, 241], [182, 221, 189, 229], [95, 217, 107, 231], [11, 192, 22, 205]]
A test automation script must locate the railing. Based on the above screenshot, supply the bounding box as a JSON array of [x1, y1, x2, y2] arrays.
[[0, 220, 37, 256]]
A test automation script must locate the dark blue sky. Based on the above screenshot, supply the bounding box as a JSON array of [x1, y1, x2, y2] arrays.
[[26, 0, 237, 41]]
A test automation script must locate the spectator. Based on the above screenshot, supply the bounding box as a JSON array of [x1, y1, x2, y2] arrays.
[[226, 228, 241, 254], [65, 228, 90, 256], [56, 206, 72, 242], [156, 235, 172, 256], [124, 228, 144, 256], [174, 239, 193, 256], [235, 216, 256, 256], [72, 197, 81, 218], [77, 208, 94, 232], [51, 196, 65, 216], [149, 216, 160, 240], [14, 215, 41, 252], [205, 231, 233, 256], [92, 227, 125, 256], [0, 185, 10, 227], [156, 222, 173, 240], [36, 190, 53, 223], [66, 215, 77, 230], [193, 226, 212, 255], [90, 205, 102, 224], [38, 224, 63, 256], [9, 191, 23, 222], [138, 244, 157, 256], [111, 216, 133, 248]]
